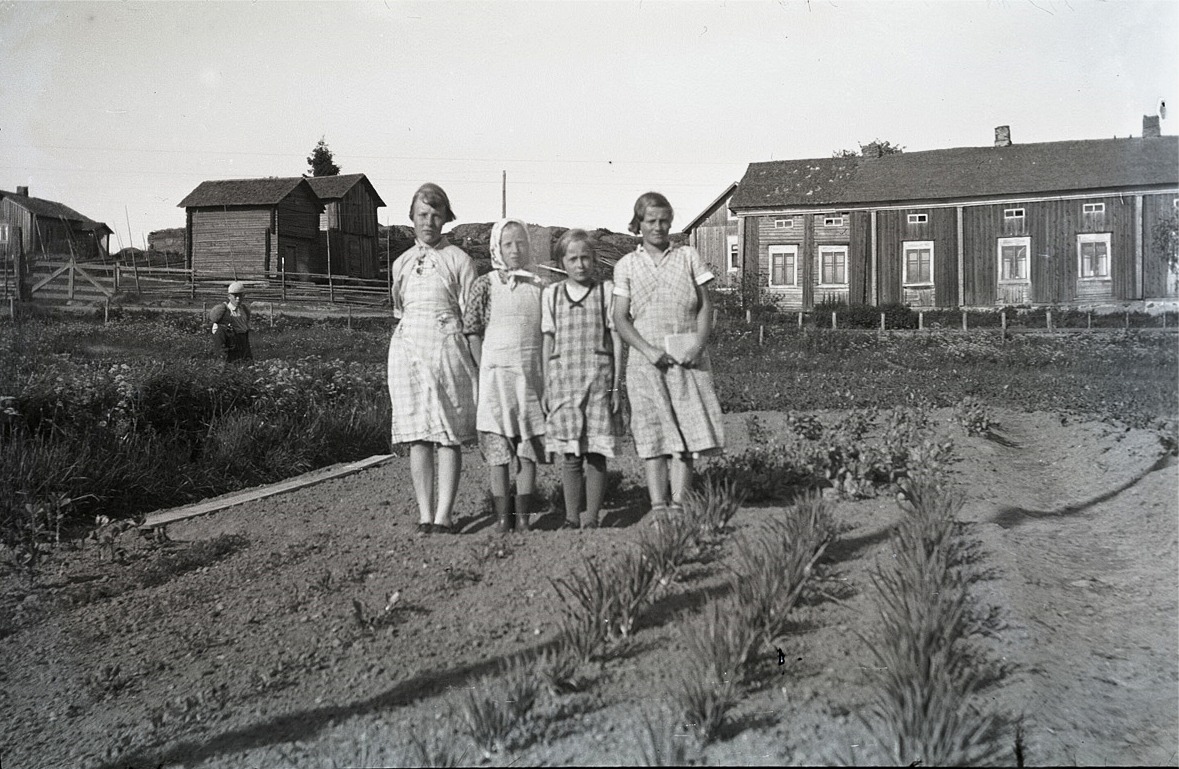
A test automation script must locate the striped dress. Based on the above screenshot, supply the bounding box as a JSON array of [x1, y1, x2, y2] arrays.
[[612, 245, 725, 459], [542, 280, 621, 457]]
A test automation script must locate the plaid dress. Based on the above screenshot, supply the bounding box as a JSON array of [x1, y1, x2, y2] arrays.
[[613, 245, 725, 459], [387, 241, 478, 446], [543, 280, 621, 458]]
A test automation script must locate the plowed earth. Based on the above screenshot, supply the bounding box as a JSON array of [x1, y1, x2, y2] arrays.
[[1, 409, 1175, 767]]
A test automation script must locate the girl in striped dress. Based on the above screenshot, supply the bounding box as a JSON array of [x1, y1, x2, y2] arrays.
[[612, 192, 725, 518], [466, 219, 548, 533], [542, 230, 623, 529], [387, 183, 480, 535]]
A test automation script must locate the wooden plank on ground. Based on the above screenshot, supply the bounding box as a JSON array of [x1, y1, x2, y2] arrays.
[[140, 454, 395, 529]]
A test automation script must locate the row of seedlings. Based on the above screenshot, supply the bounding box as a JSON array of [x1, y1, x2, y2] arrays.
[[859, 475, 1007, 765]]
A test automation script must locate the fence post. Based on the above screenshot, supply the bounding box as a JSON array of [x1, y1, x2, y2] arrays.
[[712, 308, 718, 327], [1088, 311, 1092, 330], [918, 310, 924, 331], [1047, 309, 1053, 333], [104, 299, 109, 325], [1164, 313, 1168, 330], [745, 309, 752, 325], [67, 260, 75, 299], [961, 309, 968, 331], [797, 311, 803, 329], [758, 324, 764, 346], [347, 305, 352, 330], [831, 310, 837, 330], [8, 296, 13, 320], [1124, 309, 1129, 329], [880, 312, 886, 332], [269, 302, 275, 328]]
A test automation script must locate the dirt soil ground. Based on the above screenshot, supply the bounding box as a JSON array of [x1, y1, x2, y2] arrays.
[[1, 408, 1175, 768]]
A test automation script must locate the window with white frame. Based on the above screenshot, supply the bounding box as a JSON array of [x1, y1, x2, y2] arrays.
[[818, 245, 848, 285], [1004, 208, 1025, 220], [997, 237, 1031, 283], [903, 241, 934, 285], [0, 224, 8, 244], [907, 213, 928, 224], [727, 236, 739, 272], [823, 216, 845, 227], [1082, 202, 1105, 215], [1077, 233, 1111, 279], [774, 218, 794, 229], [768, 245, 797, 287]]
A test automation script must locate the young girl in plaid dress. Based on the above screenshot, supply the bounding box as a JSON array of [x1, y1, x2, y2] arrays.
[[612, 192, 725, 518], [542, 230, 623, 529], [466, 219, 548, 533]]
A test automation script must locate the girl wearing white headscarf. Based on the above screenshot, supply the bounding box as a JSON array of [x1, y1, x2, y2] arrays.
[[465, 218, 548, 532]]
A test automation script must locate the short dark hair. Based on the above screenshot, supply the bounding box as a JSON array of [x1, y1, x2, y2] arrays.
[[628, 191, 673, 235], [409, 182, 456, 222], [554, 228, 595, 263]]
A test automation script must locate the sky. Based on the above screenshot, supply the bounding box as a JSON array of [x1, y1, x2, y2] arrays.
[[0, 0, 1175, 246]]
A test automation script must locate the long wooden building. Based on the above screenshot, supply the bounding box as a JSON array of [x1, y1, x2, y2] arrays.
[[683, 182, 739, 289], [0, 186, 112, 261], [728, 119, 1179, 309], [179, 178, 323, 278]]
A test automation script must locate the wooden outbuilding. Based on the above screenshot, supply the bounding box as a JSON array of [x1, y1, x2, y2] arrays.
[[0, 186, 112, 261], [682, 182, 739, 289], [178, 177, 322, 279], [306, 174, 386, 280], [729, 120, 1179, 309]]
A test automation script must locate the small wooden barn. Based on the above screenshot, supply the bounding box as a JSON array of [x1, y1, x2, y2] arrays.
[[178, 178, 322, 278], [306, 174, 386, 280], [729, 120, 1179, 309], [682, 182, 739, 289], [0, 186, 112, 261]]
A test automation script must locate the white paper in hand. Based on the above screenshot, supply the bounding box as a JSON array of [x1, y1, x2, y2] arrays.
[[664, 333, 699, 364]]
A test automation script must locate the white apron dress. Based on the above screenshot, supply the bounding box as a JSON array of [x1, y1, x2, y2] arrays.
[[387, 246, 478, 446], [476, 276, 546, 445]]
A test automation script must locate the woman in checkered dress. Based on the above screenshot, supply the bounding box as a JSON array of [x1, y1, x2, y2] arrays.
[[542, 229, 623, 529], [387, 184, 480, 535], [612, 192, 725, 517]]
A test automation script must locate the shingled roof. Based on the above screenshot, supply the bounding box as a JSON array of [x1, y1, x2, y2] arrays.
[[730, 135, 1179, 210], [0, 189, 112, 235], [305, 174, 386, 207], [178, 177, 319, 208]]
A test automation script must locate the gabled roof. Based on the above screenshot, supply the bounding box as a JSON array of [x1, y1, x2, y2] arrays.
[[0, 189, 112, 236], [682, 181, 738, 233], [730, 135, 1179, 210], [178, 177, 320, 208], [305, 173, 386, 207]]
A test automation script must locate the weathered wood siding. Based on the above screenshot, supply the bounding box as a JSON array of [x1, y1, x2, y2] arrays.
[[754, 215, 804, 309], [190, 207, 272, 277], [1143, 192, 1179, 298], [849, 211, 872, 305], [0, 199, 35, 258], [876, 208, 957, 307], [278, 190, 322, 277]]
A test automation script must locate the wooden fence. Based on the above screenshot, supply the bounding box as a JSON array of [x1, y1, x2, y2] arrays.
[[18, 258, 393, 308]]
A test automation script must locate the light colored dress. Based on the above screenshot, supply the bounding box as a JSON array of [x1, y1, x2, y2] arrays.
[[467, 271, 547, 463], [613, 244, 725, 459], [387, 239, 479, 446], [542, 279, 621, 458]]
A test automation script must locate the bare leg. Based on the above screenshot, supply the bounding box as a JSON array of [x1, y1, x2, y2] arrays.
[[644, 456, 671, 509], [489, 464, 511, 498], [409, 442, 435, 524], [516, 457, 536, 496], [670, 453, 694, 506], [434, 445, 462, 527]]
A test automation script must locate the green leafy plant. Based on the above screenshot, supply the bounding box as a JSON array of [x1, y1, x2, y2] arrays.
[[954, 396, 996, 437]]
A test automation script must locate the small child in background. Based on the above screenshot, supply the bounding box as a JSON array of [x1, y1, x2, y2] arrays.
[[612, 192, 725, 518], [466, 218, 548, 533], [542, 229, 623, 529]]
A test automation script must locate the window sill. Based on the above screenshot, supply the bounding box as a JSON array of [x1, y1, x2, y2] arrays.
[[816, 284, 849, 289], [903, 283, 934, 289], [1078, 276, 1111, 282]]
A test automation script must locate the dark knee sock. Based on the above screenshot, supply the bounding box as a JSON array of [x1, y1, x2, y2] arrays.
[[585, 453, 607, 523], [562, 454, 585, 524]]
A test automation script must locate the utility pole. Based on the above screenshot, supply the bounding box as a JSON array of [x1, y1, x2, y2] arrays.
[[501, 170, 506, 218]]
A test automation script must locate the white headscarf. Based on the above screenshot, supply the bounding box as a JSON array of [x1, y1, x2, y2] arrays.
[[489, 218, 540, 289]]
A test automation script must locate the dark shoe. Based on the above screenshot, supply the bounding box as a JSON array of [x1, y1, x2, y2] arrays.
[[560, 519, 580, 530], [416, 522, 433, 535], [432, 522, 456, 535], [493, 496, 513, 534], [515, 494, 532, 532]]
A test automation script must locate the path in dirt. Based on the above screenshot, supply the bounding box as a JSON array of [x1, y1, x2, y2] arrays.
[[0, 409, 1174, 768]]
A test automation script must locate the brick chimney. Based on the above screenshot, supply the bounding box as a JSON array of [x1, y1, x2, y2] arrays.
[[1143, 115, 1161, 138], [994, 126, 1012, 147], [16, 185, 28, 197]]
